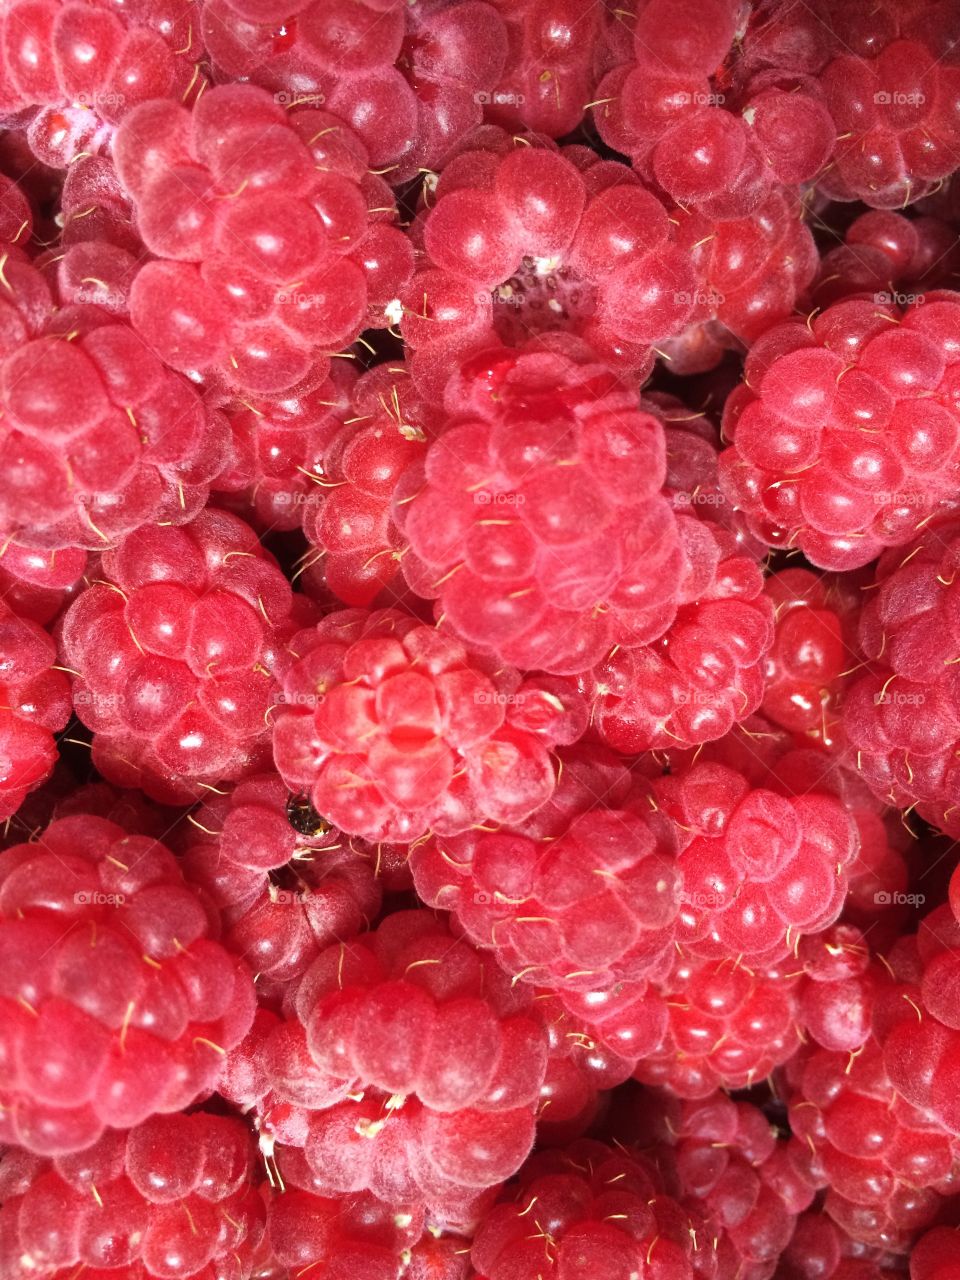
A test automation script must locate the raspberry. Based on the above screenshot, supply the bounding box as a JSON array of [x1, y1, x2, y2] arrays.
[[300, 362, 431, 607], [0, 1111, 265, 1279], [740, 0, 960, 208], [761, 568, 857, 744], [212, 364, 355, 535], [635, 1091, 819, 1278], [400, 132, 699, 387], [814, 209, 960, 308], [396, 341, 685, 675], [1, 0, 207, 166], [271, 606, 583, 841], [841, 517, 960, 833], [409, 801, 681, 998], [0, 245, 228, 551], [719, 292, 960, 569], [470, 1137, 711, 1280], [201, 0, 508, 181], [0, 813, 256, 1153], [786, 1037, 959, 1253], [484, 0, 604, 139], [60, 509, 310, 803], [114, 85, 413, 394], [181, 772, 383, 1000], [0, 598, 70, 818], [632, 953, 803, 1097]]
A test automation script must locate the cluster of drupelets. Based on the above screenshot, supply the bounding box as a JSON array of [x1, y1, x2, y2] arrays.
[[3, 1, 960, 1278]]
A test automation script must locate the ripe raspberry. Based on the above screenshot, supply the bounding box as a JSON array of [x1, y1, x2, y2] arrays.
[[212, 363, 355, 535], [0, 0, 207, 165], [396, 341, 685, 675], [786, 1037, 959, 1254], [400, 131, 700, 387], [300, 362, 431, 607], [0, 813, 256, 1154], [60, 509, 311, 803], [740, 0, 960, 208], [0, 244, 228, 551], [719, 292, 960, 569], [114, 84, 413, 394], [408, 742, 680, 999], [636, 1090, 819, 1279], [841, 517, 960, 833], [761, 568, 857, 744], [271, 606, 584, 842], [181, 772, 383, 1001], [632, 953, 803, 1097], [201, 0, 508, 181], [470, 1137, 712, 1280], [484, 0, 604, 139], [0, 599, 70, 818], [814, 209, 960, 308], [267, 1181, 441, 1280], [0, 1111, 265, 1279], [60, 153, 140, 254]]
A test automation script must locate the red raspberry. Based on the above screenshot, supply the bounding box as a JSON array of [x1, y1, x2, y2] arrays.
[[719, 292, 960, 569], [0, 540, 85, 627], [181, 772, 383, 1002], [60, 509, 310, 803], [761, 568, 857, 744], [786, 1037, 959, 1254], [636, 1091, 819, 1279], [632, 954, 803, 1097], [740, 0, 960, 208], [114, 84, 413, 395], [271, 606, 585, 842], [0, 1112, 265, 1279], [484, 0, 604, 139], [396, 341, 684, 675], [410, 803, 681, 998], [300, 362, 431, 607], [0, 0, 207, 165], [0, 243, 227, 552], [912, 1227, 960, 1280], [814, 209, 960, 308], [0, 598, 70, 819], [201, 0, 508, 181], [841, 518, 960, 833], [212, 364, 356, 535], [400, 131, 699, 388], [0, 813, 256, 1154], [470, 1137, 712, 1280], [267, 1181, 442, 1280]]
